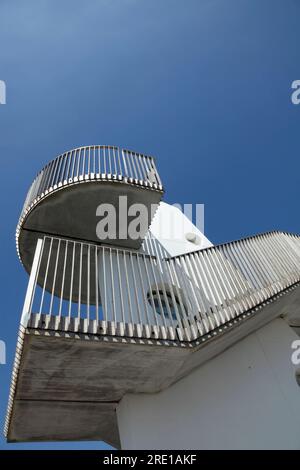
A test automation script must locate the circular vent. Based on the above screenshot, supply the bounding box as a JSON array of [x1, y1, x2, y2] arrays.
[[147, 289, 186, 321]]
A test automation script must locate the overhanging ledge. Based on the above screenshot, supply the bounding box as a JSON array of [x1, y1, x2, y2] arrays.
[[5, 281, 300, 447]]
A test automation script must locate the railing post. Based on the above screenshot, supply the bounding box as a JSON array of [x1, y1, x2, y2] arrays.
[[21, 238, 43, 327], [121, 149, 129, 177]]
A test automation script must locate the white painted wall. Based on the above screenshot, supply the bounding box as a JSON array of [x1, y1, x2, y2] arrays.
[[117, 318, 300, 450], [145, 202, 212, 258]]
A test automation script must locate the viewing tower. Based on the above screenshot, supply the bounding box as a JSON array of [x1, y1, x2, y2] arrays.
[[5, 146, 300, 449]]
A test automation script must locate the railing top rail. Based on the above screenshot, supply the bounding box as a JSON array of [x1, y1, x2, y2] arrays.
[[33, 145, 157, 179], [122, 148, 156, 160], [164, 230, 300, 261], [41, 234, 158, 260], [17, 144, 163, 236]]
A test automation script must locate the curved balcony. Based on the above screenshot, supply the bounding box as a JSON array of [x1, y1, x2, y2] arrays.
[[17, 145, 164, 274]]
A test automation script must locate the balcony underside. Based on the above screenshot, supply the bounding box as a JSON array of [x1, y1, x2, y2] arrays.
[[6, 282, 300, 448], [18, 180, 163, 275]]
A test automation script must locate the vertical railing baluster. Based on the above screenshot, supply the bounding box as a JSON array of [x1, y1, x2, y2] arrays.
[[142, 254, 157, 330], [148, 256, 168, 334], [112, 147, 117, 175], [88, 146, 91, 175], [155, 257, 176, 333], [59, 240, 68, 318], [229, 241, 262, 303], [188, 252, 213, 329], [213, 247, 245, 316], [108, 146, 112, 174], [49, 239, 61, 316], [63, 151, 72, 183], [39, 237, 53, 316], [93, 146, 96, 175], [150, 157, 162, 187], [125, 150, 135, 180], [95, 245, 99, 322], [136, 152, 144, 182], [102, 247, 108, 322], [70, 150, 77, 180], [172, 257, 199, 338], [222, 243, 254, 306], [98, 146, 101, 175], [121, 149, 129, 178], [48, 158, 59, 189], [123, 251, 134, 326], [117, 147, 122, 175], [39, 166, 49, 194], [56, 152, 64, 184], [162, 259, 186, 337], [78, 243, 83, 319], [68, 241, 76, 319], [138, 152, 148, 182], [116, 249, 125, 326], [75, 148, 81, 179], [60, 152, 68, 183], [168, 258, 192, 338], [81, 147, 86, 176], [136, 254, 151, 329], [129, 151, 139, 181], [103, 146, 107, 174], [21, 238, 44, 327], [262, 234, 290, 287], [180, 255, 206, 330], [130, 252, 142, 327], [109, 248, 116, 323], [87, 244, 90, 321]]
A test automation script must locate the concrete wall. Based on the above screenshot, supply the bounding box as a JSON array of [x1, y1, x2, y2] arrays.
[[147, 201, 212, 257], [117, 318, 300, 449]]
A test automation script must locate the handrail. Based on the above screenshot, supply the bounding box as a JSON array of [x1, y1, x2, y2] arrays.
[[19, 145, 163, 225], [20, 231, 300, 343]]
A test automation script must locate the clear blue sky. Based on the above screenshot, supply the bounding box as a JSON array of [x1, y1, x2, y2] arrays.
[[0, 0, 299, 449]]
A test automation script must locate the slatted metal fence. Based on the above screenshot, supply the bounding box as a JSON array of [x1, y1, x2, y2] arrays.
[[20, 146, 163, 223], [21, 232, 300, 342]]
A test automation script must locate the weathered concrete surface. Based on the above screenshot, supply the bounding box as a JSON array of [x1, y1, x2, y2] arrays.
[[7, 333, 189, 447], [7, 284, 300, 447], [19, 180, 163, 277], [8, 400, 119, 448], [16, 335, 189, 402]]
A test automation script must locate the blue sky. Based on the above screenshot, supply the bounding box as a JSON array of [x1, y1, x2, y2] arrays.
[[0, 0, 299, 449]]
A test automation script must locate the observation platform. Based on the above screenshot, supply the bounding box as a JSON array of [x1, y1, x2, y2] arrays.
[[5, 231, 300, 448], [17, 145, 164, 276]]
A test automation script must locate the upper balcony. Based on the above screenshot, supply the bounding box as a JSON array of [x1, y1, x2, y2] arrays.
[[17, 145, 164, 274]]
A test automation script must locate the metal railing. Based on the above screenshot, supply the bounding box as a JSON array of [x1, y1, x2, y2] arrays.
[[21, 232, 300, 342], [165, 231, 300, 337], [20, 145, 163, 222]]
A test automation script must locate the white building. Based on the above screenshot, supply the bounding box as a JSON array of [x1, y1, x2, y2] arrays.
[[5, 146, 300, 449]]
